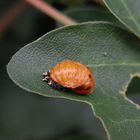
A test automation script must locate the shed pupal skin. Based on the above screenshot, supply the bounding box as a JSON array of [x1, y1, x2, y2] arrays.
[[42, 60, 95, 94], [43, 71, 64, 90]]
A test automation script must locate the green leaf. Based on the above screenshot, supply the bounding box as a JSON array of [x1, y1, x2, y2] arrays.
[[63, 6, 123, 28], [103, 0, 140, 38], [7, 22, 140, 140], [60, 134, 99, 140]]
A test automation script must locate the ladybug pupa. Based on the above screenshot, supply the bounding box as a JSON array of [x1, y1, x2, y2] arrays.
[[42, 60, 95, 94]]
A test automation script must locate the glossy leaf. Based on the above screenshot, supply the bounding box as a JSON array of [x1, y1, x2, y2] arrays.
[[103, 0, 140, 38], [7, 22, 140, 140]]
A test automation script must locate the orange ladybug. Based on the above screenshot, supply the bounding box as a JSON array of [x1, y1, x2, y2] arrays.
[[43, 60, 95, 94]]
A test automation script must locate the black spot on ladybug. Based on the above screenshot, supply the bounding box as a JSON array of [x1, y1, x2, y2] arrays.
[[86, 86, 90, 90], [89, 74, 92, 79]]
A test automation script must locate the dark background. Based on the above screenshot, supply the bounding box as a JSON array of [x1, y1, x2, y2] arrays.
[[0, 1, 140, 140]]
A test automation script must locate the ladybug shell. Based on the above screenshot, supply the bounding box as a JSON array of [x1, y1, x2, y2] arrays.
[[50, 60, 95, 94]]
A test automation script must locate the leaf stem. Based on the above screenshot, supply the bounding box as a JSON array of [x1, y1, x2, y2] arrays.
[[0, 0, 28, 38], [25, 0, 77, 26]]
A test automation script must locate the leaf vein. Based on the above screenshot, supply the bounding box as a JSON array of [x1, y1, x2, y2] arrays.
[[120, 0, 140, 30], [88, 63, 140, 67]]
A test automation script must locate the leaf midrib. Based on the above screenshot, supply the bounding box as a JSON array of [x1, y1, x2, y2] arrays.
[[88, 63, 140, 67]]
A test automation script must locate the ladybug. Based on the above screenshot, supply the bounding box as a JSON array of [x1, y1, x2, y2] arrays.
[[42, 60, 95, 94]]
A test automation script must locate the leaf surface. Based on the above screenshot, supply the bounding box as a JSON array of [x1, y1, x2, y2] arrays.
[[7, 22, 140, 140], [63, 6, 123, 28], [103, 0, 140, 38]]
